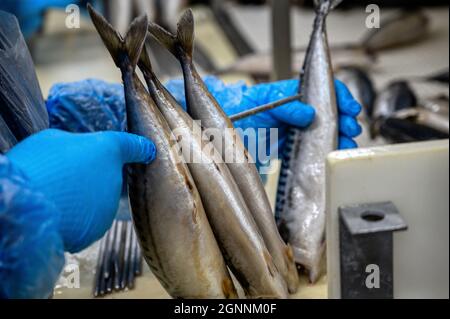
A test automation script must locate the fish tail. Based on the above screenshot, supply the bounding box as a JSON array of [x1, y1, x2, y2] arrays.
[[314, 0, 343, 15], [87, 3, 148, 71], [138, 44, 154, 75], [148, 9, 195, 60]]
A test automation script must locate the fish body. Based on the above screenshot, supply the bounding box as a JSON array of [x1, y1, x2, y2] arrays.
[[217, 9, 430, 80], [426, 69, 449, 84], [379, 117, 449, 143], [372, 81, 418, 137], [335, 66, 376, 121], [362, 9, 430, 53], [393, 108, 449, 135], [217, 48, 375, 79], [421, 96, 449, 118], [276, 0, 341, 283], [138, 47, 288, 298], [147, 9, 298, 294], [88, 6, 235, 299]]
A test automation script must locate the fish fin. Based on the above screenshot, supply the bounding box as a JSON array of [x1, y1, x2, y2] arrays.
[[285, 244, 295, 264], [221, 278, 238, 299], [87, 4, 124, 68], [148, 9, 195, 60], [314, 0, 343, 14], [176, 9, 195, 58], [139, 44, 154, 74], [124, 15, 149, 70], [88, 3, 147, 71], [148, 21, 178, 56], [263, 250, 277, 278]]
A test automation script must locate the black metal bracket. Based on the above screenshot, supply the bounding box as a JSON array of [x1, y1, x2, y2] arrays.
[[339, 202, 408, 299]]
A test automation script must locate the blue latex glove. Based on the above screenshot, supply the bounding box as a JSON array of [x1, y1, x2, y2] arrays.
[[166, 76, 362, 168], [6, 129, 156, 253], [0, 155, 64, 299]]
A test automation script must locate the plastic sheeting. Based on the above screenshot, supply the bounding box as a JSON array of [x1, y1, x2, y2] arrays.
[[0, 11, 49, 144], [0, 115, 17, 154], [46, 79, 126, 133], [0, 155, 64, 299]]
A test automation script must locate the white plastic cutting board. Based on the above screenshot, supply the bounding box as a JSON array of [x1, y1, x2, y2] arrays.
[[327, 140, 449, 299]]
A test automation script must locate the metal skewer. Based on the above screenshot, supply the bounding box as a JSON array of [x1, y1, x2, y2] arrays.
[[229, 93, 302, 121]]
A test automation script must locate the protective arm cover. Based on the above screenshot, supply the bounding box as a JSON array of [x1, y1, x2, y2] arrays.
[[0, 155, 65, 299]]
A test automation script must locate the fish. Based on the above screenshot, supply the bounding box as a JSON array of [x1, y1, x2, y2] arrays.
[[423, 69, 449, 84], [371, 81, 418, 137], [421, 96, 449, 118], [335, 66, 376, 121], [378, 117, 449, 144], [216, 47, 375, 80], [275, 0, 341, 283], [138, 48, 288, 298], [217, 9, 430, 79], [361, 9, 430, 54], [392, 108, 449, 135], [147, 9, 299, 294], [88, 5, 236, 299]]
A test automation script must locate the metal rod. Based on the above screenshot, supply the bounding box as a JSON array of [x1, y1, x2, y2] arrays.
[[93, 234, 108, 297], [230, 93, 302, 121], [113, 220, 124, 291], [121, 221, 133, 290], [103, 221, 117, 280], [128, 229, 138, 289]]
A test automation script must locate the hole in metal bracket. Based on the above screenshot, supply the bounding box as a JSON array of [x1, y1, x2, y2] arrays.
[[361, 211, 385, 222]]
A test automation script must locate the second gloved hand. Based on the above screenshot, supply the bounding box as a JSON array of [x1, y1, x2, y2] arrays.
[[6, 129, 156, 253], [167, 76, 363, 169]]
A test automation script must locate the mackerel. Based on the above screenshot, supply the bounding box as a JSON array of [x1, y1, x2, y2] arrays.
[[88, 5, 236, 299], [147, 9, 299, 294], [138, 49, 288, 298]]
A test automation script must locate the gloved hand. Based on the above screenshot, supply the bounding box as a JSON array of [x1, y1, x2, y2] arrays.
[[166, 76, 362, 167], [6, 129, 156, 253]]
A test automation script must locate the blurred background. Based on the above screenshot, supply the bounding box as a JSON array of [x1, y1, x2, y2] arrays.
[[1, 0, 448, 299]]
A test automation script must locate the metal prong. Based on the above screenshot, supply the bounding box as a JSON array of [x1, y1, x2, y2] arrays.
[[121, 221, 133, 290], [93, 234, 108, 297], [104, 220, 118, 293], [229, 94, 302, 121], [127, 229, 138, 289], [113, 220, 124, 291]]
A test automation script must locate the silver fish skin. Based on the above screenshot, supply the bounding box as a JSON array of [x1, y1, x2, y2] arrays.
[[88, 5, 236, 299], [421, 96, 449, 119], [138, 51, 288, 298], [276, 0, 341, 283], [217, 48, 375, 79], [371, 81, 418, 137], [393, 108, 449, 135], [147, 9, 299, 294], [362, 9, 430, 53], [335, 66, 376, 121]]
